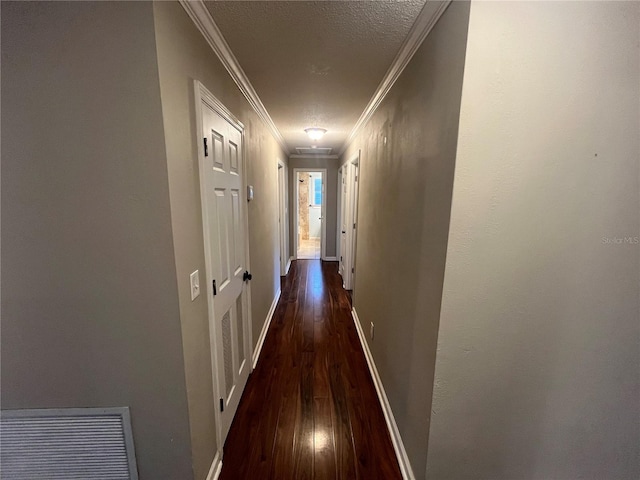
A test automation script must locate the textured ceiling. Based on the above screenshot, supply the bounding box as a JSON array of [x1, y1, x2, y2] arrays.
[[205, 0, 427, 154]]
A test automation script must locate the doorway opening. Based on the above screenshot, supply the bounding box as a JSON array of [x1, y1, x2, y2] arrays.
[[294, 169, 326, 260]]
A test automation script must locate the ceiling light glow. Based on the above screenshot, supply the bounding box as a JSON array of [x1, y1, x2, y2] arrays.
[[304, 127, 327, 141]]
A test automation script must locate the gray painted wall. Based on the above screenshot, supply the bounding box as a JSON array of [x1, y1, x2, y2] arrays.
[[1, 2, 193, 479], [340, 3, 470, 479], [427, 2, 640, 479], [153, 2, 288, 477], [288, 157, 339, 259]]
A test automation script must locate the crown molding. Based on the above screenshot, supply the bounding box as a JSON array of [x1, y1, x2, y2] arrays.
[[179, 0, 290, 156], [339, 0, 451, 157], [289, 154, 339, 160]]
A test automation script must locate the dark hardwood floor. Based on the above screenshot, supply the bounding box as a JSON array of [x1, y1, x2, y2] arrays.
[[220, 259, 401, 479]]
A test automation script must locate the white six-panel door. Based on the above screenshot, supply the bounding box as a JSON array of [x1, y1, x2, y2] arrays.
[[197, 83, 251, 444]]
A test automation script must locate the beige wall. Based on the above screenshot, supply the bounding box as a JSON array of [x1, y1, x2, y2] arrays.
[[0, 2, 193, 479], [427, 2, 640, 479], [153, 2, 288, 477], [339, 3, 470, 478], [288, 157, 339, 258]]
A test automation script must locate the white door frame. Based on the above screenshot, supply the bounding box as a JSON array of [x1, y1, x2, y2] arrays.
[[348, 153, 360, 292], [193, 80, 253, 452], [336, 166, 343, 274], [342, 150, 360, 290], [277, 160, 289, 275], [293, 168, 327, 260]]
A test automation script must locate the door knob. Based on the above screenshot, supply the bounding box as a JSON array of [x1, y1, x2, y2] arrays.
[[243, 271, 252, 281]]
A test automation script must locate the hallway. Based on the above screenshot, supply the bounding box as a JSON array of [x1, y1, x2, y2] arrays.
[[219, 260, 401, 479], [2, 2, 638, 479]]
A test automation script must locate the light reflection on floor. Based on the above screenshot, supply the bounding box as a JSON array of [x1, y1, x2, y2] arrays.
[[311, 429, 330, 451], [297, 237, 320, 259], [305, 258, 325, 300]]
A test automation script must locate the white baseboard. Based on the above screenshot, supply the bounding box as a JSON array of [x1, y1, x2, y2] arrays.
[[322, 256, 338, 261], [252, 288, 281, 369], [285, 257, 293, 275], [351, 308, 415, 480], [206, 451, 222, 480]]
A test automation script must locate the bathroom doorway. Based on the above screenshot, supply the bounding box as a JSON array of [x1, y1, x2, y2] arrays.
[[294, 169, 326, 260]]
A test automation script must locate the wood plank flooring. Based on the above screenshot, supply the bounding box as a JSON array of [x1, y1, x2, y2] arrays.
[[219, 260, 401, 479]]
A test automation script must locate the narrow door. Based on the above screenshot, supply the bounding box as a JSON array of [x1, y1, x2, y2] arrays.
[[340, 154, 360, 291], [349, 163, 360, 291], [339, 166, 348, 280], [336, 167, 343, 274], [277, 162, 288, 275], [200, 99, 250, 442]]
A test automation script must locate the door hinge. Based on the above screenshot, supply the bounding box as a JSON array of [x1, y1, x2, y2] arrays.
[[352, 267, 354, 273], [353, 223, 356, 229], [203, 137, 208, 157], [212, 279, 217, 296], [219, 398, 224, 412], [340, 256, 342, 262]]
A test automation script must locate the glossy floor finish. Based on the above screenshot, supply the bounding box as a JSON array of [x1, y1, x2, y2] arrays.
[[220, 260, 401, 479]]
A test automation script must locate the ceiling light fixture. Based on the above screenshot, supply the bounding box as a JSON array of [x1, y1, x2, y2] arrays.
[[304, 127, 327, 141]]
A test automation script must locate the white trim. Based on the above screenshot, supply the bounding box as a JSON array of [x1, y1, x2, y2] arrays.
[[351, 308, 415, 480], [285, 257, 293, 275], [196, 81, 244, 131], [341, 152, 360, 290], [339, 1, 451, 156], [194, 80, 252, 451], [180, 0, 289, 155], [205, 451, 222, 480], [289, 154, 339, 160], [336, 166, 343, 276], [252, 288, 281, 369], [322, 256, 338, 262], [277, 159, 289, 276], [195, 81, 225, 453], [293, 168, 327, 260]]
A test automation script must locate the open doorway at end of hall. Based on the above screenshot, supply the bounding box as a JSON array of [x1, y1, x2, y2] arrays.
[[295, 169, 325, 260]]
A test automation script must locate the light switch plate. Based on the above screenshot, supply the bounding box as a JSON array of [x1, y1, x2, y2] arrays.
[[190, 270, 200, 301]]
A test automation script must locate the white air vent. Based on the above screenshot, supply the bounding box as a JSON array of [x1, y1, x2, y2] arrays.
[[295, 147, 332, 155], [0, 407, 138, 480]]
